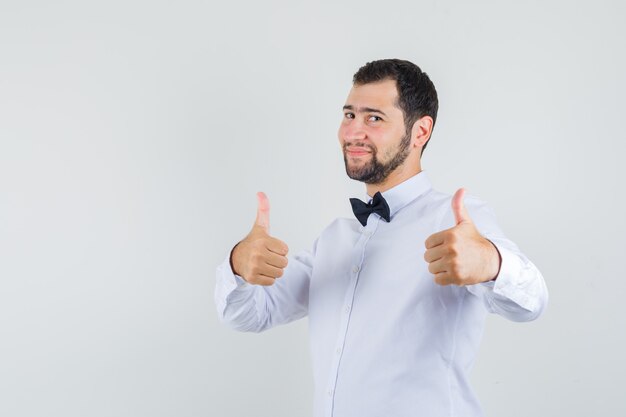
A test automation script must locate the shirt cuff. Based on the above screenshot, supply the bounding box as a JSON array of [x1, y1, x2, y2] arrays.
[[220, 253, 249, 289], [215, 253, 250, 317], [473, 243, 537, 312]]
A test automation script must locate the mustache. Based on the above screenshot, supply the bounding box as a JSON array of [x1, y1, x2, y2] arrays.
[[343, 142, 376, 152]]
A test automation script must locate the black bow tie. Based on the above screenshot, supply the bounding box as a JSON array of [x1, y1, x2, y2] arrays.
[[349, 191, 391, 226]]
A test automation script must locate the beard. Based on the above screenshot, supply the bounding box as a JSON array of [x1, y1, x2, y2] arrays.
[[343, 131, 412, 184]]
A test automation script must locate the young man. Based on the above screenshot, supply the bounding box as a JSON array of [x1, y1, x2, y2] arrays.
[[215, 59, 548, 417]]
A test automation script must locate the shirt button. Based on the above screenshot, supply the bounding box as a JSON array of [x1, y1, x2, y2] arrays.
[[336, 347, 341, 354], [327, 389, 333, 396], [345, 306, 351, 313], [352, 265, 360, 273]]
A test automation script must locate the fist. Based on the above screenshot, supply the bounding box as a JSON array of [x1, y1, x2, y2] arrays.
[[423, 188, 501, 286], [230, 192, 289, 286]]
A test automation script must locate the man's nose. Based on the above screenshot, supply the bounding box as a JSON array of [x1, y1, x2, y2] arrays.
[[342, 119, 367, 141]]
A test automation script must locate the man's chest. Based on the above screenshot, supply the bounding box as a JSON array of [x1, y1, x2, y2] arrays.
[[308, 217, 457, 327]]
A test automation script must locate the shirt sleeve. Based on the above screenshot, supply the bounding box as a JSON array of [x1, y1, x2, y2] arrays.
[[214, 239, 317, 332], [443, 196, 549, 322]]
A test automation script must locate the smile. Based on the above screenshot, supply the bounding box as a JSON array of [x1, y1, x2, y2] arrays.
[[346, 147, 372, 157]]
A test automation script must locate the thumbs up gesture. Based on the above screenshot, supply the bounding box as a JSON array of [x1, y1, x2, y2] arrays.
[[423, 188, 501, 286], [230, 192, 290, 286]]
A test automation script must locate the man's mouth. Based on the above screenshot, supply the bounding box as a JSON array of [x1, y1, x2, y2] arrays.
[[345, 146, 372, 157]]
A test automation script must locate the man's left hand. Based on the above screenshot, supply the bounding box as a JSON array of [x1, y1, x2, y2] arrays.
[[423, 188, 501, 286]]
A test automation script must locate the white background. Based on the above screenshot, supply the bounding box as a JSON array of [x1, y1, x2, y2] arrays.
[[1, 0, 624, 416]]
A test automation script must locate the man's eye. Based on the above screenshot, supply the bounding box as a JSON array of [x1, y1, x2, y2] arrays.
[[344, 113, 355, 119], [368, 116, 382, 122]]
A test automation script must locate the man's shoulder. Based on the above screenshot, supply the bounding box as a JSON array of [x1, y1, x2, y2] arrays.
[[423, 187, 490, 210], [401, 187, 493, 227], [423, 187, 452, 206], [427, 187, 497, 231], [403, 187, 452, 215], [305, 217, 359, 255], [319, 216, 360, 235]]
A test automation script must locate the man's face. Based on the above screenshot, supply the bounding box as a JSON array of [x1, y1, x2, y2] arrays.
[[338, 79, 412, 184]]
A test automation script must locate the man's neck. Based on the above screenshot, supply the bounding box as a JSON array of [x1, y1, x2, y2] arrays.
[[365, 164, 423, 197]]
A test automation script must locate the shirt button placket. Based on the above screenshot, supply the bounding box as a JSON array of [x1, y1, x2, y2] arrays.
[[325, 218, 376, 417]]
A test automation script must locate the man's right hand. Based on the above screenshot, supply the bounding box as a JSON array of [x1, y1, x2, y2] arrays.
[[230, 192, 289, 286]]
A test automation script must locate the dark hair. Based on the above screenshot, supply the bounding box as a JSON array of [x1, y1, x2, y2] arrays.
[[353, 59, 439, 156]]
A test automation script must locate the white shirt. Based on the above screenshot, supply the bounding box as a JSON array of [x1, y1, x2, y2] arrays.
[[215, 170, 548, 417]]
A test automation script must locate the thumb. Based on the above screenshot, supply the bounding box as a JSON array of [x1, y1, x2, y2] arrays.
[[255, 191, 271, 233], [452, 188, 471, 225]]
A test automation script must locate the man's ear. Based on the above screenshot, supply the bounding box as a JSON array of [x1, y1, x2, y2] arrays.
[[411, 116, 434, 148]]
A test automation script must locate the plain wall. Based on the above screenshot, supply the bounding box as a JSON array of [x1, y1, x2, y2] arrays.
[[1, 0, 624, 416]]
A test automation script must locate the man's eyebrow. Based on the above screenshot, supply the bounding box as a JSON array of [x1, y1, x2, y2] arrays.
[[342, 105, 387, 117]]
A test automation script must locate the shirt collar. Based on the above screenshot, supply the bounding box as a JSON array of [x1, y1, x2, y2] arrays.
[[364, 170, 432, 220]]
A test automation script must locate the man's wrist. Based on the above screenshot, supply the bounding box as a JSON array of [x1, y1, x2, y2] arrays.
[[485, 239, 502, 281], [229, 242, 242, 276]]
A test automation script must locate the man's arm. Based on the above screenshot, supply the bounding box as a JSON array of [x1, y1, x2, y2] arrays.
[[425, 189, 548, 322], [466, 230, 549, 322], [214, 192, 314, 332], [215, 244, 314, 332]]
